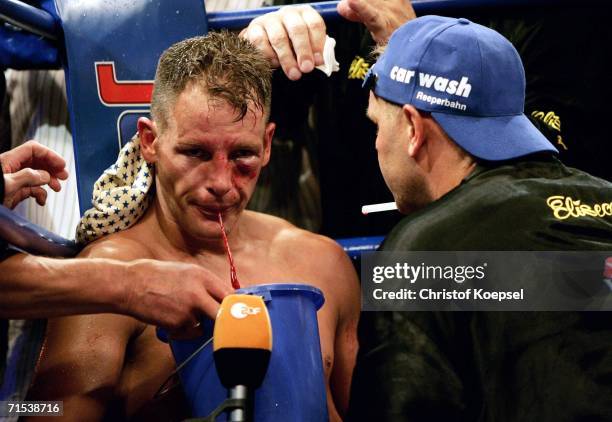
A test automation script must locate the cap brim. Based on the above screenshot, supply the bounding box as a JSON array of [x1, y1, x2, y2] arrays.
[[431, 112, 558, 161]]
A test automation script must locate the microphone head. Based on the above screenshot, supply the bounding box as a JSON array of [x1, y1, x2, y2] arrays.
[[213, 294, 272, 388]]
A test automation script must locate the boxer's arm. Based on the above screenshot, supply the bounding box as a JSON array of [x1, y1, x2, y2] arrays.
[[25, 313, 139, 421], [319, 240, 360, 416], [0, 249, 229, 330], [330, 246, 361, 415], [0, 253, 127, 319], [24, 241, 146, 421]]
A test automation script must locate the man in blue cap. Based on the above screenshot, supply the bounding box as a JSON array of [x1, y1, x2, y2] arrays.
[[345, 16, 612, 421]]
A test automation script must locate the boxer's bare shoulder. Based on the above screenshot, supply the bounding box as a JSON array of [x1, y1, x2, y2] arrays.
[[241, 211, 359, 418], [82, 210, 159, 255], [79, 232, 152, 260], [243, 210, 347, 260], [240, 210, 355, 289]]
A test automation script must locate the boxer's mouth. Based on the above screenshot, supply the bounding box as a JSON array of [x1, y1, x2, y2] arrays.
[[196, 205, 233, 219]]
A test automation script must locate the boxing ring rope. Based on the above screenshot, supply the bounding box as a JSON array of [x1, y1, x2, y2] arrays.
[[205, 0, 585, 29], [0, 0, 606, 258], [1, 0, 605, 41], [0, 0, 58, 40], [0, 204, 79, 256]]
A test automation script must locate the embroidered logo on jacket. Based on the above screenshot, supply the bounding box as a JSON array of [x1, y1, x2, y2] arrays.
[[547, 195, 612, 220], [531, 110, 567, 151], [348, 56, 370, 80]]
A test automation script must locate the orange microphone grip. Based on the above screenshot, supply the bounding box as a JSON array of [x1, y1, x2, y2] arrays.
[[213, 294, 272, 352], [213, 294, 273, 389]]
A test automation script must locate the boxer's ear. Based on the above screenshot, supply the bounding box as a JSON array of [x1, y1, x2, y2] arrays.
[[262, 122, 275, 167], [138, 117, 159, 163]]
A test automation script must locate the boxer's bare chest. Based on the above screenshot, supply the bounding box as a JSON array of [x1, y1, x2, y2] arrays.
[[116, 242, 336, 419]]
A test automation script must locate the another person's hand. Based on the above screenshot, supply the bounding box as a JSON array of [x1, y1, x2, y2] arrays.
[[241, 4, 326, 81], [0, 140, 68, 209], [124, 259, 233, 338], [337, 0, 416, 43]]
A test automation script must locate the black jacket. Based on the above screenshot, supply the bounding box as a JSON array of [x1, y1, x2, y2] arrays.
[[349, 157, 612, 421]]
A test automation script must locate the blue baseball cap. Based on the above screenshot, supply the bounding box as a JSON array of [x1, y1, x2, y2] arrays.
[[366, 15, 557, 161]]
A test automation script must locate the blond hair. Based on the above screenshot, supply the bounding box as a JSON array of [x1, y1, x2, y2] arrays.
[[151, 31, 272, 131]]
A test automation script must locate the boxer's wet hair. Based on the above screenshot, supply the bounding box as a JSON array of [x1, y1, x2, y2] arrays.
[[151, 30, 272, 131]]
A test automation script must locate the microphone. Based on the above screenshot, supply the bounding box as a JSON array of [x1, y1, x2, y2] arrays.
[[213, 294, 272, 422]]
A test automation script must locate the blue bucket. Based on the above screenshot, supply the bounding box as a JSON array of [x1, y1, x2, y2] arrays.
[[158, 283, 328, 421]]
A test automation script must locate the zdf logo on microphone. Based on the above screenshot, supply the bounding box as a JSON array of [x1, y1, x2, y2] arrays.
[[230, 302, 262, 319]]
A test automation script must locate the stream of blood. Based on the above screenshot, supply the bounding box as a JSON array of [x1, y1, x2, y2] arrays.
[[218, 212, 241, 289]]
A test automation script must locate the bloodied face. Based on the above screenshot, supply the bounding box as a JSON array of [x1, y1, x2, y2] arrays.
[[145, 83, 274, 241]]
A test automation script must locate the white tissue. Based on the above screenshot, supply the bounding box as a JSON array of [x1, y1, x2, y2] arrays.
[[315, 35, 340, 77]]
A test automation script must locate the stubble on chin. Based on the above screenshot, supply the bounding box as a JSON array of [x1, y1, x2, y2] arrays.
[[396, 174, 434, 215]]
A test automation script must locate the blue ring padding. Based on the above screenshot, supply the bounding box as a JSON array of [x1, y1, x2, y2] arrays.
[[207, 1, 342, 30], [0, 205, 80, 257], [0, 21, 59, 69], [0, 0, 58, 40], [237, 283, 325, 310], [2, 0, 607, 40], [206, 0, 595, 30], [336, 236, 385, 259]]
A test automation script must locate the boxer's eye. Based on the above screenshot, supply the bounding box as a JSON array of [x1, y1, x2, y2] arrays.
[[230, 149, 258, 160], [180, 148, 212, 160]]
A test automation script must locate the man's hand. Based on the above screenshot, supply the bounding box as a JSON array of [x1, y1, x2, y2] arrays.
[[241, 1, 416, 81], [1, 140, 68, 208], [123, 259, 233, 338], [241, 5, 326, 81], [337, 0, 416, 44]]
